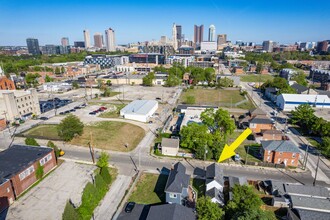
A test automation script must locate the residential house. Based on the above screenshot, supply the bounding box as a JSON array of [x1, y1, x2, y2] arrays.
[[262, 130, 283, 141], [260, 140, 300, 166], [0, 145, 57, 212], [0, 76, 16, 90], [249, 108, 267, 118], [233, 66, 245, 75], [238, 108, 267, 129], [249, 115, 274, 133], [228, 176, 248, 202], [117, 203, 196, 220], [287, 208, 330, 220], [161, 138, 179, 156], [271, 196, 289, 208], [205, 163, 225, 206], [0, 117, 6, 131], [164, 162, 191, 205], [291, 83, 317, 95], [289, 195, 330, 214]]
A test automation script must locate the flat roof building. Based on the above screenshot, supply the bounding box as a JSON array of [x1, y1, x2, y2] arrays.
[[276, 94, 330, 111], [120, 100, 158, 122]]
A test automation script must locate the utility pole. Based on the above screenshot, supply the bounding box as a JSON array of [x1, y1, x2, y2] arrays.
[[245, 146, 250, 165], [90, 132, 95, 164], [313, 152, 320, 186], [303, 144, 309, 170]]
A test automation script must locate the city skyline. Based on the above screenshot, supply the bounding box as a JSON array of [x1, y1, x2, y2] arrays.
[[1, 0, 330, 46]]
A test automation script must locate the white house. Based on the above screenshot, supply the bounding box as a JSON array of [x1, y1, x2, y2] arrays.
[[276, 94, 330, 111], [205, 163, 225, 206], [120, 100, 158, 122]]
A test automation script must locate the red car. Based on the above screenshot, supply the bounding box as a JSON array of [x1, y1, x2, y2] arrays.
[[99, 106, 107, 110]]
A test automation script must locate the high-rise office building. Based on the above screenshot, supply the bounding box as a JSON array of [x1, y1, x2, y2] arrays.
[[61, 37, 69, 47], [217, 34, 227, 45], [316, 40, 329, 53], [160, 36, 167, 44], [74, 41, 85, 48], [105, 28, 116, 52], [83, 29, 91, 48], [94, 33, 103, 48], [262, 40, 274, 52], [208, 25, 216, 42], [194, 25, 204, 45], [172, 23, 178, 50], [26, 38, 40, 55], [176, 24, 182, 48]]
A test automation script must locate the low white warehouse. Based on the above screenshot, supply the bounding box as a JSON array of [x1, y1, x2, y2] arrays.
[[276, 94, 330, 111], [120, 100, 158, 122]]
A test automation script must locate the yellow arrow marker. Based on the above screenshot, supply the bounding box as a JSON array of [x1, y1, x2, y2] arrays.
[[218, 128, 252, 163]]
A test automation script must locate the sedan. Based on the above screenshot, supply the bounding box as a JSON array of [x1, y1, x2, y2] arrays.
[[89, 112, 96, 115], [125, 202, 135, 213]]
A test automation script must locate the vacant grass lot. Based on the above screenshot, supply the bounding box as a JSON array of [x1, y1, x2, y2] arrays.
[[240, 74, 274, 82], [98, 104, 125, 118], [180, 88, 247, 106], [22, 121, 145, 151], [22, 124, 62, 140], [128, 173, 168, 204], [235, 144, 262, 163]]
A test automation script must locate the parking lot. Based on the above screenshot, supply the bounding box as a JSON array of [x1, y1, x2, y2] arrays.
[[3, 161, 95, 220]]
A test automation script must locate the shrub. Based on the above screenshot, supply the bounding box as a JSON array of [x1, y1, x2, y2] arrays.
[[25, 137, 39, 146], [35, 162, 44, 179], [57, 114, 84, 141], [47, 140, 60, 158], [97, 151, 110, 168], [100, 167, 112, 185], [62, 201, 79, 220], [78, 183, 99, 219], [95, 174, 108, 197]]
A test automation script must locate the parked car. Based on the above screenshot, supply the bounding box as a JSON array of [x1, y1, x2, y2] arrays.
[[39, 117, 49, 120], [98, 108, 104, 112], [64, 110, 70, 114], [89, 112, 96, 115], [155, 97, 161, 100], [125, 202, 135, 213], [69, 109, 76, 112], [59, 112, 65, 115], [74, 106, 81, 109], [99, 106, 107, 110]]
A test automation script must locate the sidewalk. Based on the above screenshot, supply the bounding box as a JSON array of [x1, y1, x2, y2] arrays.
[[93, 175, 132, 220]]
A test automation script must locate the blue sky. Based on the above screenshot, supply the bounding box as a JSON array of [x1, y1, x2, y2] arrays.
[[1, 0, 329, 46]]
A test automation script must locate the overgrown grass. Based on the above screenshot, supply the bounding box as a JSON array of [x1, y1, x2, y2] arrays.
[[22, 124, 61, 140], [236, 144, 262, 163], [240, 74, 274, 82], [128, 173, 168, 204]]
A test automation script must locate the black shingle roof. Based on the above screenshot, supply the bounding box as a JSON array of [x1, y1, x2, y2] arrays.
[[250, 115, 273, 124], [206, 163, 224, 184], [146, 204, 195, 220], [165, 162, 190, 193], [291, 83, 309, 94], [0, 145, 53, 180]]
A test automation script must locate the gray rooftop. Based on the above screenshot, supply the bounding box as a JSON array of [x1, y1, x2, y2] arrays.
[[206, 163, 224, 184], [161, 138, 179, 149], [284, 184, 329, 198], [249, 107, 267, 116], [117, 204, 150, 220], [165, 162, 190, 193], [291, 83, 309, 94], [262, 129, 282, 135], [205, 187, 220, 199], [290, 195, 330, 213], [261, 140, 301, 153], [146, 203, 195, 220], [250, 115, 273, 124], [121, 100, 158, 115], [228, 176, 247, 187], [0, 145, 53, 180], [291, 208, 330, 220]]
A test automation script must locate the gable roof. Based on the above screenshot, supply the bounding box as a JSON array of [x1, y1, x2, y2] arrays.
[[291, 83, 309, 94], [117, 204, 150, 220], [161, 138, 179, 149], [261, 140, 300, 153], [290, 195, 330, 213], [284, 184, 329, 198], [146, 204, 195, 220], [262, 129, 282, 135], [249, 108, 267, 116], [165, 162, 190, 193], [292, 208, 330, 220], [228, 176, 247, 187], [205, 187, 220, 199], [0, 145, 53, 180], [206, 163, 224, 184], [250, 115, 273, 124]]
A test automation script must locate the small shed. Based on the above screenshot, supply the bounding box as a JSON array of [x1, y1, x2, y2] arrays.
[[161, 138, 179, 156]]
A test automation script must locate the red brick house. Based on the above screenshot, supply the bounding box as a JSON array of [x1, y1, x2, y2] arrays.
[[249, 115, 274, 133], [262, 130, 283, 141], [260, 140, 300, 167], [0, 76, 16, 90], [0, 145, 57, 212], [0, 118, 6, 131]]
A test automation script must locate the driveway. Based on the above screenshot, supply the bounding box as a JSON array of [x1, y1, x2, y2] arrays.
[[2, 161, 95, 220]]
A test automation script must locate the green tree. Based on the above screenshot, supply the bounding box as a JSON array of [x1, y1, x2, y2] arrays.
[[25, 73, 41, 87], [61, 66, 65, 73], [290, 104, 316, 133], [185, 95, 196, 104], [102, 87, 112, 97], [142, 72, 155, 86], [78, 182, 99, 219], [204, 68, 215, 84], [97, 151, 110, 168], [165, 73, 181, 87], [35, 162, 44, 179], [55, 66, 61, 75], [196, 196, 224, 220], [25, 137, 40, 146], [256, 62, 263, 74], [226, 185, 263, 218], [320, 137, 330, 157], [62, 201, 79, 220], [291, 71, 308, 86], [72, 81, 79, 89], [57, 115, 84, 141], [106, 80, 112, 86], [217, 77, 234, 88], [45, 74, 53, 82], [100, 167, 112, 184], [47, 140, 60, 158]]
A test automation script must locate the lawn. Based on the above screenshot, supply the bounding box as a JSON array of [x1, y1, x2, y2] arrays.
[[22, 124, 62, 140], [235, 144, 262, 163], [128, 173, 168, 204], [98, 104, 126, 118], [180, 88, 247, 106], [240, 74, 274, 82], [22, 121, 145, 151]]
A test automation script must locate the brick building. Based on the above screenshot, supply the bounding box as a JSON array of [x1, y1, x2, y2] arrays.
[[260, 140, 300, 167], [249, 115, 274, 133], [262, 130, 283, 141], [0, 76, 16, 90], [0, 145, 57, 212], [0, 118, 6, 131]]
